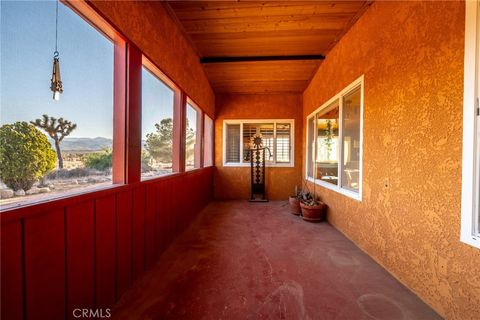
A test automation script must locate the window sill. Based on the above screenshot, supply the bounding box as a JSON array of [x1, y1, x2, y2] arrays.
[[0, 183, 124, 213], [223, 162, 294, 168], [306, 176, 361, 201], [141, 172, 175, 182], [460, 234, 480, 250]]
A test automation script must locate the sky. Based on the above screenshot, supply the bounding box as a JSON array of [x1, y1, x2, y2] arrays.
[[142, 67, 175, 140], [1, 1, 114, 138], [1, 1, 176, 139]]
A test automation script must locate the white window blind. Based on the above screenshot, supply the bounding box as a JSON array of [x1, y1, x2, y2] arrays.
[[225, 124, 240, 163], [223, 120, 294, 167], [243, 123, 274, 163], [276, 123, 291, 163]]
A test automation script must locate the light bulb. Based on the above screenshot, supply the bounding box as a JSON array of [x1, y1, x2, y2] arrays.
[[53, 91, 60, 101]]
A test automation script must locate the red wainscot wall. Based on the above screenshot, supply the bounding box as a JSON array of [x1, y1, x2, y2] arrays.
[[1, 168, 213, 320]]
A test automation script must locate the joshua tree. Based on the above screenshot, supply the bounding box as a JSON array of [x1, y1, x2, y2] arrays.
[[31, 114, 77, 169]]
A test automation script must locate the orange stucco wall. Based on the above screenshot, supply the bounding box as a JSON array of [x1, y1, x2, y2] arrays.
[[90, 1, 215, 117], [303, 1, 479, 319], [215, 94, 302, 200]]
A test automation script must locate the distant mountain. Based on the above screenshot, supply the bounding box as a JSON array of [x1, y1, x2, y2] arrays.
[[49, 137, 113, 151]]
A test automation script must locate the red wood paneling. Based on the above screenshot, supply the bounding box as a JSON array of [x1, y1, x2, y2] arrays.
[[1, 220, 23, 320], [145, 183, 156, 269], [163, 179, 174, 247], [1, 168, 213, 320], [125, 43, 142, 184], [66, 201, 95, 319], [95, 195, 116, 309], [115, 190, 133, 299], [24, 208, 66, 320], [132, 186, 145, 279], [155, 182, 167, 256]]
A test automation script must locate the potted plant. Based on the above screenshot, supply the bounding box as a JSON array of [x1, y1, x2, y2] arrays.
[[299, 179, 326, 222], [300, 197, 326, 222], [289, 185, 302, 215]]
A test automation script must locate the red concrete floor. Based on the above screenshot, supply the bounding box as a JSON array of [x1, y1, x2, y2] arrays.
[[112, 201, 441, 320]]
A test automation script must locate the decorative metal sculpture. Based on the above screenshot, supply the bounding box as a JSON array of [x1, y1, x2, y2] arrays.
[[248, 133, 271, 202]]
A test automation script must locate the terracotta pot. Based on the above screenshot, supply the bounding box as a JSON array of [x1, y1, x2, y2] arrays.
[[289, 197, 302, 215], [300, 202, 326, 222]]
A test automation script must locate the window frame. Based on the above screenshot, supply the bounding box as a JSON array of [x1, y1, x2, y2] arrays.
[[222, 119, 295, 168], [185, 98, 203, 171], [140, 57, 179, 180], [203, 114, 214, 167], [0, 1, 127, 211], [305, 75, 364, 201], [461, 0, 480, 249]]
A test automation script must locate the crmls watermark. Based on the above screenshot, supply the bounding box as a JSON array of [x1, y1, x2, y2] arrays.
[[73, 308, 111, 318]]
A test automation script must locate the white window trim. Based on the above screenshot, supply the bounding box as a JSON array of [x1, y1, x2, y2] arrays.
[[305, 75, 364, 201], [461, 0, 480, 249], [222, 119, 295, 167]]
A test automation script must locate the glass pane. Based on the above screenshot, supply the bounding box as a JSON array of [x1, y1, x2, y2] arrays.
[[225, 124, 240, 163], [141, 66, 174, 180], [307, 117, 315, 178], [1, 1, 113, 208], [204, 115, 213, 167], [341, 87, 361, 191], [316, 102, 340, 185], [276, 123, 291, 163], [185, 103, 199, 171], [243, 123, 274, 163]]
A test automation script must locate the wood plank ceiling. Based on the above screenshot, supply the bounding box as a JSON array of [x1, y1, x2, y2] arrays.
[[165, 1, 372, 94]]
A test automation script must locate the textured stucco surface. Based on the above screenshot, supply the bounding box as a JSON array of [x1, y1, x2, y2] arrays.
[[303, 1, 480, 319], [215, 94, 302, 200], [90, 0, 215, 117]]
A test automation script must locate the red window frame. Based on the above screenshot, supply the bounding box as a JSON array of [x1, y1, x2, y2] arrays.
[[141, 57, 182, 177], [186, 99, 203, 170]]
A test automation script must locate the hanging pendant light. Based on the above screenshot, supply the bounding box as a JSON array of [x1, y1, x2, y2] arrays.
[[50, 0, 63, 101]]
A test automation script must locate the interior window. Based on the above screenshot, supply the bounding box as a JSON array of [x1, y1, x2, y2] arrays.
[[341, 87, 361, 191], [316, 103, 340, 185]]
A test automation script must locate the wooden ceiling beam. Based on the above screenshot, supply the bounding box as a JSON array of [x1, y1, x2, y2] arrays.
[[200, 55, 325, 64]]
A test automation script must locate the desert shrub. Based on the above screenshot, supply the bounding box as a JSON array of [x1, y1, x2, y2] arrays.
[[141, 150, 153, 173], [0, 122, 56, 191], [46, 167, 91, 180], [84, 149, 112, 171]]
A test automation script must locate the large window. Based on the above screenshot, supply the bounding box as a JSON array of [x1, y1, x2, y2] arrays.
[[204, 115, 214, 167], [0, 1, 119, 209], [185, 101, 201, 171], [223, 120, 294, 167], [141, 63, 175, 179], [461, 0, 480, 249], [306, 77, 363, 200]]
